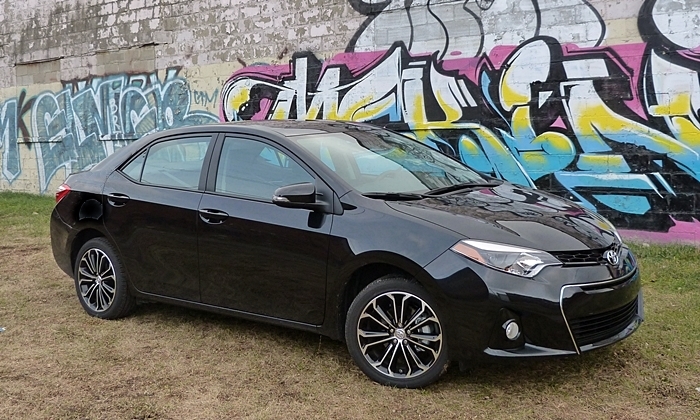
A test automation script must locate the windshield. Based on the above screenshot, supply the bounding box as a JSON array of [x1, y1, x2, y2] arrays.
[[291, 127, 489, 194]]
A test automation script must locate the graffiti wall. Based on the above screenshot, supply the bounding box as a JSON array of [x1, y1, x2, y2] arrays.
[[219, 0, 700, 241], [1, 0, 699, 241], [0, 68, 218, 193]]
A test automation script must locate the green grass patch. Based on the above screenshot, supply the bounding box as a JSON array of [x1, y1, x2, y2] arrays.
[[0, 191, 55, 238]]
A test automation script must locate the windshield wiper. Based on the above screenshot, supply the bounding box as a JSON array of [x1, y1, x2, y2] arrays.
[[362, 192, 425, 201], [423, 181, 502, 197]]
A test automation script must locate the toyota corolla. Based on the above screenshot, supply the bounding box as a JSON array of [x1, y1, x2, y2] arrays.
[[50, 120, 643, 388]]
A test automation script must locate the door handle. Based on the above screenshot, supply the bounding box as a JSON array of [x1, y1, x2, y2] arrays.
[[199, 208, 229, 224], [106, 193, 130, 207]]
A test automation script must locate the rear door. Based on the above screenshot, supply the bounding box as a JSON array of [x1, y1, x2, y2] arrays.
[[197, 134, 331, 324], [103, 134, 215, 301]]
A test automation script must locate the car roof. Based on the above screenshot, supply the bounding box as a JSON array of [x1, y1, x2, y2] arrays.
[[159, 119, 387, 138]]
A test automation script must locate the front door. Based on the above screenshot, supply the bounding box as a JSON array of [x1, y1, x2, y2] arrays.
[[197, 135, 331, 324]]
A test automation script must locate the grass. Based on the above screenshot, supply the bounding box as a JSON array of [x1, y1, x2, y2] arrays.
[[0, 191, 698, 419]]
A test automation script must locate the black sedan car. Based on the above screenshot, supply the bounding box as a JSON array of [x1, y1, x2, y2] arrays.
[[51, 120, 643, 388]]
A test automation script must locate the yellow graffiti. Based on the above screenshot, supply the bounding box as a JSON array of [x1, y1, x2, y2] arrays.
[[498, 41, 551, 111], [464, 125, 534, 186], [510, 107, 534, 139], [572, 100, 690, 155], [577, 154, 629, 172], [647, 92, 700, 149], [522, 131, 576, 166], [434, 89, 464, 123], [409, 94, 429, 128], [645, 50, 700, 155], [226, 90, 249, 116], [671, 117, 700, 149], [648, 92, 694, 116], [271, 103, 288, 120], [499, 74, 529, 110], [339, 93, 396, 122], [458, 134, 484, 158]]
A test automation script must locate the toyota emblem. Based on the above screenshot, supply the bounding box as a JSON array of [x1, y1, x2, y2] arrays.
[[603, 249, 620, 265]]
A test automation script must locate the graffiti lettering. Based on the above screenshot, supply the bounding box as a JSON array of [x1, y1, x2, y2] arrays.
[[0, 99, 20, 183], [220, 36, 700, 233], [0, 68, 217, 192], [193, 89, 220, 108]]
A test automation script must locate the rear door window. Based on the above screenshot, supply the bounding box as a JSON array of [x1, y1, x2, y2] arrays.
[[121, 151, 146, 181], [122, 137, 211, 189]]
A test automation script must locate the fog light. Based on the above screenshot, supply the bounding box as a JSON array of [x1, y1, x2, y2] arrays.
[[503, 320, 520, 340]]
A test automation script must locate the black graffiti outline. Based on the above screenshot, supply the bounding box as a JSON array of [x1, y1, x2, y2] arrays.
[[581, 0, 606, 47], [16, 90, 34, 142], [459, 2, 485, 58], [346, 0, 393, 53], [638, 0, 697, 51], [474, 0, 494, 10], [427, 2, 450, 60]]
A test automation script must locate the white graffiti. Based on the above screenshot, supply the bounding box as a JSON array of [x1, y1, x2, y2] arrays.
[[349, 0, 605, 57], [646, 0, 700, 49]]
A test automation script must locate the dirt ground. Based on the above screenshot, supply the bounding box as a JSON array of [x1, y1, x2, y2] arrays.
[[0, 195, 699, 419]]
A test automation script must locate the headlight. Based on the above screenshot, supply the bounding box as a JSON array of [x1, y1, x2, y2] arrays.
[[451, 240, 561, 278]]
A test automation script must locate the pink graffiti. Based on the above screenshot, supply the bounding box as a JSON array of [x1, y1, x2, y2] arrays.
[[620, 219, 700, 244]]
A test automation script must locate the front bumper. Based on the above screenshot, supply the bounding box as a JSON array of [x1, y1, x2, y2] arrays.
[[424, 246, 643, 361], [560, 271, 643, 355]]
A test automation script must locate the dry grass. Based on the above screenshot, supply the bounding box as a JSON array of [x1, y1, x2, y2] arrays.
[[0, 191, 699, 419]]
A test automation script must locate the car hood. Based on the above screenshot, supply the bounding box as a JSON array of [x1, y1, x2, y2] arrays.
[[386, 183, 618, 251]]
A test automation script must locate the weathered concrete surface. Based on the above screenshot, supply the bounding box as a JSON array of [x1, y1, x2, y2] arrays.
[[2, 0, 362, 87]]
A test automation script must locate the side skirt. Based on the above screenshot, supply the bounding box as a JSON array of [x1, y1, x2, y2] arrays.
[[130, 289, 325, 336]]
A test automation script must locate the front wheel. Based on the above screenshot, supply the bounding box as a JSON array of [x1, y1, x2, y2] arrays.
[[345, 277, 448, 388], [74, 238, 135, 319]]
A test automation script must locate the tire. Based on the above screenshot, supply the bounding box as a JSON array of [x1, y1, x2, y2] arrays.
[[345, 277, 449, 388], [74, 237, 135, 319]]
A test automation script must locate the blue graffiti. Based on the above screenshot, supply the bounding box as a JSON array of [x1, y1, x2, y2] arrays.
[[0, 99, 20, 184], [2, 68, 219, 192]]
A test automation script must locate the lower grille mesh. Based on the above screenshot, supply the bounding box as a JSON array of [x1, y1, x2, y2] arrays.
[[569, 298, 638, 346]]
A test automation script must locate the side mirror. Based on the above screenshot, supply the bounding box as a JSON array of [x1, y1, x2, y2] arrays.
[[273, 182, 326, 211]]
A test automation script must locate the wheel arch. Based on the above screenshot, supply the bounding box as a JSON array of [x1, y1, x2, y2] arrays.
[[70, 228, 107, 273], [334, 251, 445, 341]]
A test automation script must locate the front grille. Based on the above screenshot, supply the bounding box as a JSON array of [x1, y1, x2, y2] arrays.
[[551, 248, 607, 265], [568, 298, 638, 346]]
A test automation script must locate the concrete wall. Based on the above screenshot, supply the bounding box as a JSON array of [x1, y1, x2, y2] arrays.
[[1, 0, 699, 242]]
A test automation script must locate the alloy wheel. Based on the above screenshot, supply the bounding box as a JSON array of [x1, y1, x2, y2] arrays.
[[356, 291, 443, 379], [77, 248, 117, 312]]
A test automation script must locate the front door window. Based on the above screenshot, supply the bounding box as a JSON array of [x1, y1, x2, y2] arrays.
[[215, 137, 313, 199]]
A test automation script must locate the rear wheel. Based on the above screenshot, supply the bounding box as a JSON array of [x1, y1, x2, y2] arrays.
[[74, 238, 135, 319], [345, 277, 448, 388]]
